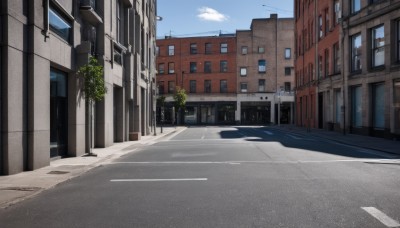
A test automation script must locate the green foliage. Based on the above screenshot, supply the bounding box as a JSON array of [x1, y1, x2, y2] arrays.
[[173, 87, 187, 109], [78, 56, 107, 102]]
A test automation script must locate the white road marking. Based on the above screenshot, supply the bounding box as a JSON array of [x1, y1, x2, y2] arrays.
[[361, 207, 400, 227], [264, 131, 273, 135], [287, 134, 303, 140], [110, 178, 207, 182]]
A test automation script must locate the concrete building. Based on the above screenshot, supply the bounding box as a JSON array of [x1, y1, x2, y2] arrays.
[[156, 35, 237, 125], [0, 0, 157, 175], [236, 14, 295, 125]]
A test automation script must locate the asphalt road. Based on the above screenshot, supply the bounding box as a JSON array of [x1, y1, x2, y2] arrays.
[[0, 126, 399, 228]]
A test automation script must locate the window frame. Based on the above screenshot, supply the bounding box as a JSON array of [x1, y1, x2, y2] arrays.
[[351, 0, 361, 14], [240, 67, 247, 76], [258, 79, 265, 92], [168, 62, 175, 74], [205, 43, 212, 54], [220, 80, 228, 93], [220, 60, 228, 73], [371, 24, 385, 68], [168, 45, 175, 56], [220, 43, 228, 53], [258, 46, 265, 54], [241, 46, 248, 55], [240, 83, 248, 92], [189, 80, 197, 93], [158, 63, 165, 74], [204, 61, 212, 73], [333, 42, 341, 74], [49, 5, 72, 43], [204, 80, 211, 93], [285, 48, 291, 59], [351, 33, 362, 72], [190, 43, 197, 54], [284, 67, 291, 76], [258, 59, 266, 73], [190, 62, 197, 73]]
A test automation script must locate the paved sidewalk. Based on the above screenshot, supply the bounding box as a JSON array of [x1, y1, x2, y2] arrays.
[[268, 125, 400, 156], [0, 126, 185, 209]]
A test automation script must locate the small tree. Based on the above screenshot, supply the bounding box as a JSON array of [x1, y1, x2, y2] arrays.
[[173, 87, 187, 125], [78, 56, 107, 155]]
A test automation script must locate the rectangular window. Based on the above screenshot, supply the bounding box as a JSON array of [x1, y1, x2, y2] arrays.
[[285, 48, 291, 59], [285, 67, 291, 76], [372, 83, 385, 128], [158, 63, 165, 74], [351, 0, 361, 14], [240, 83, 247, 92], [168, 81, 175, 94], [240, 67, 247, 76], [204, 61, 211, 73], [351, 34, 362, 72], [190, 80, 196, 93], [258, 79, 265, 92], [334, 0, 340, 25], [205, 43, 212, 54], [397, 20, 400, 62], [333, 42, 341, 73], [220, 60, 228, 72], [168, 62, 175, 74], [242, 46, 248, 55], [49, 6, 72, 42], [114, 46, 123, 65], [168, 45, 174, 56], [284, 82, 291, 92], [335, 89, 342, 123], [204, 80, 211, 93], [190, 62, 197, 73], [220, 43, 228, 53], [116, 0, 122, 43], [351, 86, 362, 127], [318, 55, 323, 78], [156, 46, 160, 56], [258, 60, 266, 73], [325, 49, 330, 77], [371, 25, 385, 67], [325, 8, 330, 34], [258, 46, 265, 53], [319, 15, 323, 38], [158, 81, 165, 95], [190, 43, 197, 54], [220, 80, 227, 93]]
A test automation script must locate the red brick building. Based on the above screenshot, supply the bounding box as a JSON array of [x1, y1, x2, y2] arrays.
[[156, 35, 237, 124]]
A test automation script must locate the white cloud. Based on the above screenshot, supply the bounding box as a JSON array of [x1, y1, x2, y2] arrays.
[[197, 7, 229, 22]]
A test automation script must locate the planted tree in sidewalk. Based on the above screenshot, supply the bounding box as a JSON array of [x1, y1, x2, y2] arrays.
[[173, 87, 187, 125], [78, 56, 107, 156]]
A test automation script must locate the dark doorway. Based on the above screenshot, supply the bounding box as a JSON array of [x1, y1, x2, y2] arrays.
[[50, 69, 68, 158], [318, 92, 323, 129]]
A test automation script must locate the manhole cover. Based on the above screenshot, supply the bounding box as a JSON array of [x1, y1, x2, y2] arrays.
[[47, 171, 69, 175]]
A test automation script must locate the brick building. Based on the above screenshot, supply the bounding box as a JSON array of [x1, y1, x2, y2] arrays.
[[156, 35, 237, 125]]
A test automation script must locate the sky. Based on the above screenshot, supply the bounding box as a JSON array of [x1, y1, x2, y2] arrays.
[[156, 0, 294, 38]]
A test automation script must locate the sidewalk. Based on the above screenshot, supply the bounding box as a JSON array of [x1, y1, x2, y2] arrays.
[[268, 125, 400, 156], [0, 126, 185, 209]]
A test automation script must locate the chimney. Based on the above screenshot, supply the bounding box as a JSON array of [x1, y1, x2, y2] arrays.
[[270, 14, 278, 19]]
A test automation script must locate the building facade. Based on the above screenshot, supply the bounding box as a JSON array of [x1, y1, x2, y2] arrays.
[[156, 35, 237, 125], [0, 0, 157, 175], [294, 0, 400, 139], [237, 14, 295, 125]]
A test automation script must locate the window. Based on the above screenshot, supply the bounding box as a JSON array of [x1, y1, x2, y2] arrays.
[[242, 46, 248, 55], [240, 67, 247, 76], [284, 82, 291, 92], [204, 80, 211, 93], [190, 80, 196, 93], [190, 62, 197, 73], [49, 6, 72, 42], [258, 60, 266, 73], [168, 81, 175, 94], [351, 34, 362, 72], [351, 86, 362, 127], [158, 63, 165, 74], [335, 89, 342, 123], [318, 55, 323, 78], [220, 43, 228, 53], [285, 48, 291, 59], [156, 46, 160, 56], [334, 0, 340, 25], [333, 42, 341, 74], [114, 46, 123, 65], [240, 83, 247, 92], [204, 61, 211, 73], [319, 15, 323, 38], [205, 43, 212, 54], [258, 79, 265, 92], [324, 49, 330, 77], [351, 0, 361, 14], [220, 80, 227, 93], [325, 8, 329, 34], [190, 43, 197, 54], [372, 83, 385, 129], [285, 67, 291, 76], [371, 25, 385, 67], [116, 0, 122, 43], [158, 81, 165, 95], [258, 46, 265, 54], [220, 60, 228, 72], [168, 62, 175, 74], [168, 45, 174, 56], [397, 20, 400, 63]]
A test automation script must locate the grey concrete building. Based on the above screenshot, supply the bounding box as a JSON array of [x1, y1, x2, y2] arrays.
[[236, 14, 295, 125], [0, 0, 157, 175]]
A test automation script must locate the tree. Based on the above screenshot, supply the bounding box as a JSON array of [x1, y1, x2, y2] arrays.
[[77, 56, 107, 156], [173, 87, 187, 125]]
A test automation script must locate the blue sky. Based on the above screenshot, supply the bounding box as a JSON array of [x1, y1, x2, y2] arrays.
[[156, 0, 294, 38]]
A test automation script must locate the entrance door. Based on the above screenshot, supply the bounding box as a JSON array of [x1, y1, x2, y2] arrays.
[[318, 93, 324, 129], [50, 69, 68, 158]]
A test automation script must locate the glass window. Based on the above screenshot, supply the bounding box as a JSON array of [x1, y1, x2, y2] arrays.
[[351, 86, 362, 127], [285, 67, 291, 76], [205, 43, 212, 54], [258, 46, 265, 53], [351, 0, 361, 14], [240, 67, 247, 76], [335, 89, 342, 123], [372, 83, 385, 129], [204, 61, 211, 73], [258, 79, 265, 92], [220, 80, 227, 93], [114, 46, 123, 65], [397, 20, 400, 63], [325, 8, 330, 34], [168, 81, 175, 94], [158, 81, 164, 95], [285, 48, 291, 59], [190, 43, 197, 54], [49, 6, 72, 42], [220, 60, 228, 72], [156, 46, 160, 56], [240, 83, 247, 92], [351, 33, 362, 72], [220, 43, 228, 53], [116, 0, 122, 43], [168, 45, 174, 56], [334, 0, 340, 25], [333, 42, 341, 74], [158, 63, 164, 74], [242, 46, 248, 55], [168, 62, 175, 74], [258, 60, 266, 73], [319, 15, 323, 38], [318, 55, 323, 78], [190, 62, 197, 73], [190, 80, 196, 93], [204, 80, 211, 93], [371, 25, 385, 67], [284, 82, 291, 92]]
